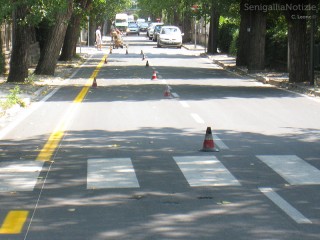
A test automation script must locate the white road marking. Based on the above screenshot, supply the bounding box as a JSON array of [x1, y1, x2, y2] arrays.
[[259, 188, 312, 224], [256, 155, 320, 185], [171, 92, 180, 98], [213, 134, 229, 150], [191, 113, 205, 124], [0, 161, 44, 192], [173, 156, 241, 187], [179, 101, 190, 108], [87, 158, 139, 189]]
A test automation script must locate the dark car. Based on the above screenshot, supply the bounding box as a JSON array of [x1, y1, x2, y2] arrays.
[[139, 22, 149, 32], [152, 25, 163, 42]]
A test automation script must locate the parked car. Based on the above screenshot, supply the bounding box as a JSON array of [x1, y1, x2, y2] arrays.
[[147, 22, 163, 40], [152, 25, 163, 42], [138, 22, 149, 32], [126, 22, 140, 35], [157, 26, 184, 48]]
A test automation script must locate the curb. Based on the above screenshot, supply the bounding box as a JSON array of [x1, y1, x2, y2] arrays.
[[209, 55, 320, 98]]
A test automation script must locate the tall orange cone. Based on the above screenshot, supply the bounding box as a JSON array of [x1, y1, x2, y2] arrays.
[[92, 77, 97, 88], [163, 85, 171, 97], [200, 127, 219, 152], [151, 71, 157, 80]]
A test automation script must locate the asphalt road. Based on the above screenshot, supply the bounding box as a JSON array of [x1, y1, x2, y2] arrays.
[[0, 33, 320, 240]]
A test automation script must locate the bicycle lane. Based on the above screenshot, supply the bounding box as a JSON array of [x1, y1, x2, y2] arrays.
[[0, 52, 107, 239]]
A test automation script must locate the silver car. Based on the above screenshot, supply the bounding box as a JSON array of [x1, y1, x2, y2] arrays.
[[157, 26, 184, 48], [147, 22, 163, 40], [126, 22, 140, 35]]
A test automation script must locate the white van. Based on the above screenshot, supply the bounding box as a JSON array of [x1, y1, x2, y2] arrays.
[[115, 13, 128, 31]]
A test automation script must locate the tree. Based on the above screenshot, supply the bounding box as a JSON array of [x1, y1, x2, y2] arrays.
[[283, 0, 317, 83], [35, 0, 74, 75], [7, 1, 31, 82], [236, 0, 267, 71], [59, 0, 92, 61]]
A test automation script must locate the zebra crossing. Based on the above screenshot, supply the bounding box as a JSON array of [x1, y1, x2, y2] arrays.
[[1, 155, 320, 192]]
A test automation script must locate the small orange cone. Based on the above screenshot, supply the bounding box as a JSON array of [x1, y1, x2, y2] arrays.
[[151, 71, 157, 80], [146, 60, 149, 67], [92, 77, 97, 88], [163, 85, 171, 97], [200, 127, 219, 152]]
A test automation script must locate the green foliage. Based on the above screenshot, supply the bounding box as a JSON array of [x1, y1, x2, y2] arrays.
[[229, 28, 239, 55], [0, 86, 26, 110], [218, 21, 238, 53], [25, 74, 36, 85], [265, 12, 288, 70]]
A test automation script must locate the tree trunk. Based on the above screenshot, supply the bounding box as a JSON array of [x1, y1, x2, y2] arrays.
[[60, 0, 92, 59], [89, 19, 97, 46], [284, 0, 310, 83], [236, 0, 250, 66], [7, 4, 31, 82], [182, 11, 192, 43], [207, 7, 219, 54], [35, 0, 73, 75], [247, 10, 266, 71], [59, 14, 81, 61]]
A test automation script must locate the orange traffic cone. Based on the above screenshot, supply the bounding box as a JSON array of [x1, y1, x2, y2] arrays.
[[163, 85, 171, 97], [200, 127, 219, 152], [146, 60, 149, 67], [92, 77, 97, 88], [151, 71, 157, 80]]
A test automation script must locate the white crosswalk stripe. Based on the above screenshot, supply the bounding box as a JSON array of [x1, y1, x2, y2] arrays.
[[0, 161, 44, 192], [173, 156, 241, 187], [256, 155, 320, 185], [87, 158, 140, 189]]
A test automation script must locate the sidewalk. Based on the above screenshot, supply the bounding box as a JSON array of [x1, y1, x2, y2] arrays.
[[183, 43, 320, 98]]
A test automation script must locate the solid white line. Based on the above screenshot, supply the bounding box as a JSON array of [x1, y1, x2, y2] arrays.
[[259, 188, 312, 224], [87, 158, 140, 189], [173, 156, 241, 187], [0, 55, 91, 140], [0, 88, 60, 140], [191, 113, 205, 124], [256, 155, 320, 185]]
